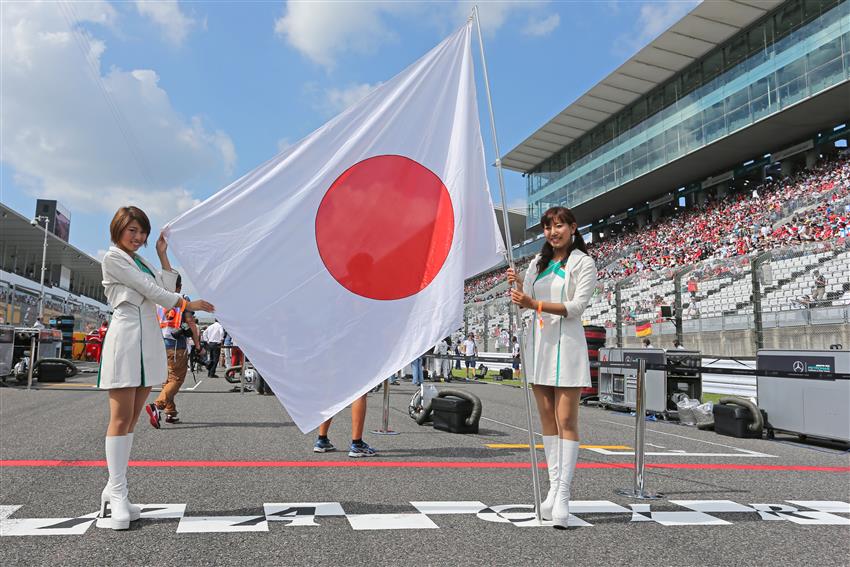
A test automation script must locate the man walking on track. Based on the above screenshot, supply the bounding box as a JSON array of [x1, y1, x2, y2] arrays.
[[202, 319, 224, 377], [148, 274, 200, 426]]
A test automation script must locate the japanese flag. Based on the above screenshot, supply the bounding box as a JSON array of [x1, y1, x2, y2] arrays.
[[165, 22, 504, 432]]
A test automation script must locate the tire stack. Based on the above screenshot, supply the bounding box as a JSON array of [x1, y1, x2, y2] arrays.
[[582, 325, 606, 400]]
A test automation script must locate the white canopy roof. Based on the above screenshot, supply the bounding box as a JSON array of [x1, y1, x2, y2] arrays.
[[502, 0, 784, 172]]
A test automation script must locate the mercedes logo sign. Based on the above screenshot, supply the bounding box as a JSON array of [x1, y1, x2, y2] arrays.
[[792, 360, 805, 373]]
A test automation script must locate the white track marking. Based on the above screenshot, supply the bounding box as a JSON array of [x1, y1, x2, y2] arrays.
[[599, 419, 775, 457], [479, 416, 542, 436]]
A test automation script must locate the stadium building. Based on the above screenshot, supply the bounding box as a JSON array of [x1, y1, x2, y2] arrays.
[[1, 202, 110, 331], [503, 0, 848, 246], [466, 0, 850, 355]]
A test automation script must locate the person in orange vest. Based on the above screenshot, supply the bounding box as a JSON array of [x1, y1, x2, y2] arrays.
[[150, 274, 201, 425]]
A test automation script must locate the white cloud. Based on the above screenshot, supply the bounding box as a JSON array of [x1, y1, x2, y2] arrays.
[[452, 1, 547, 35], [0, 1, 235, 229], [615, 1, 699, 56], [522, 13, 560, 37], [275, 2, 401, 69], [277, 138, 292, 153], [324, 82, 382, 114], [275, 1, 549, 68], [135, 0, 197, 46]]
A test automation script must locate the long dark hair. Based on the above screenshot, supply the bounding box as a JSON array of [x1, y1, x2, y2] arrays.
[[536, 206, 588, 273]]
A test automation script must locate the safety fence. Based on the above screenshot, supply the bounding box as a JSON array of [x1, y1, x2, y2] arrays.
[[464, 240, 850, 358], [0, 282, 108, 331]]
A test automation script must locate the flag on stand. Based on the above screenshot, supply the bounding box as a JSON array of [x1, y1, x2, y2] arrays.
[[165, 23, 505, 432], [635, 321, 653, 337]]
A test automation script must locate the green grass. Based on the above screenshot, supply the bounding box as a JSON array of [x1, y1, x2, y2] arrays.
[[701, 393, 748, 405], [445, 368, 523, 388]]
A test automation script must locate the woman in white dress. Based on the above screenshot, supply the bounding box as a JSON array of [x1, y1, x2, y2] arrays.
[[507, 206, 597, 529], [98, 206, 214, 530]]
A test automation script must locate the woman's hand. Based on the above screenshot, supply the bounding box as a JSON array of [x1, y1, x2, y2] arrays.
[[156, 232, 168, 257], [510, 288, 534, 310], [187, 299, 215, 313], [506, 267, 523, 292], [156, 232, 172, 271]]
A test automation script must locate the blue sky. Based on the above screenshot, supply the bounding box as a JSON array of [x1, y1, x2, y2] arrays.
[[1, 0, 697, 295]]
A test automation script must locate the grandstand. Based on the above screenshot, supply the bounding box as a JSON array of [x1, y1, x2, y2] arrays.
[[0, 203, 110, 331], [464, 0, 850, 356]]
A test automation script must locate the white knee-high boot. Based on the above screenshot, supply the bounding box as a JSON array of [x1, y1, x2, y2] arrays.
[[100, 435, 132, 530], [539, 435, 559, 521], [551, 438, 580, 529], [100, 434, 141, 522]]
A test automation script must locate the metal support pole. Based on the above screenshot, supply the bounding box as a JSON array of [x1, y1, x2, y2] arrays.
[[673, 266, 694, 347], [615, 282, 624, 348], [26, 335, 37, 391], [617, 358, 661, 499], [371, 378, 399, 435], [472, 5, 542, 522], [483, 306, 489, 352], [751, 252, 770, 352], [37, 217, 49, 325]]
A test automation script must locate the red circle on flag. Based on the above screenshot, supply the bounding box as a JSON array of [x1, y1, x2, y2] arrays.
[[315, 155, 455, 300]]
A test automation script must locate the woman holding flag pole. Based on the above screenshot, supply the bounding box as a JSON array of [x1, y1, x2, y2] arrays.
[[506, 206, 597, 529], [97, 206, 214, 530]]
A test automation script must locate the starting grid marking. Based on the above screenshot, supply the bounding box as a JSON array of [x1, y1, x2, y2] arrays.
[[1, 500, 848, 535]]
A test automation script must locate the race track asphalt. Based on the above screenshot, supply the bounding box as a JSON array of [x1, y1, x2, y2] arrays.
[[1, 367, 848, 566]]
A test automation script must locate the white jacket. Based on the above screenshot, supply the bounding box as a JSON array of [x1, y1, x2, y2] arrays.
[[98, 246, 181, 389], [522, 249, 597, 387]]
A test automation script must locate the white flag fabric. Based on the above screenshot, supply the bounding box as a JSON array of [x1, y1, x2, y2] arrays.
[[165, 23, 504, 432]]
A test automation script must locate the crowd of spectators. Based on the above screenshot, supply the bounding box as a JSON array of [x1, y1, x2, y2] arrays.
[[596, 154, 849, 279], [464, 153, 849, 303]]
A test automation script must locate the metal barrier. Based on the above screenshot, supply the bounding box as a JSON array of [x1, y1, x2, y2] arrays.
[[598, 355, 849, 497], [612, 359, 661, 500], [371, 375, 400, 436], [465, 241, 850, 358]]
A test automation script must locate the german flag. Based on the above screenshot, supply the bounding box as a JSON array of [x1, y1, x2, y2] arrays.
[[635, 321, 652, 337]]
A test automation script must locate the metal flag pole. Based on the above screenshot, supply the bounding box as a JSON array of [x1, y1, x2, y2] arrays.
[[472, 5, 543, 522], [371, 375, 399, 435], [616, 358, 661, 499]]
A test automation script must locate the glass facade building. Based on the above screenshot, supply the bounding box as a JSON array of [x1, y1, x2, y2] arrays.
[[526, 0, 850, 228]]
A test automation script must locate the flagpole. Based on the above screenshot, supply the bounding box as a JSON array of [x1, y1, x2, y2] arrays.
[[472, 5, 543, 523]]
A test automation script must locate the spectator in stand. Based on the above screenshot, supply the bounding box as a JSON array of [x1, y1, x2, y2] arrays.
[[813, 270, 827, 302]]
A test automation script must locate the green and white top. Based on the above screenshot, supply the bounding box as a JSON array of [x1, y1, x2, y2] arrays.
[[522, 249, 597, 388]]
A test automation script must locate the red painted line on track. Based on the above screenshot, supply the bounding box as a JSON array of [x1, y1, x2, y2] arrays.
[[1, 460, 848, 472]]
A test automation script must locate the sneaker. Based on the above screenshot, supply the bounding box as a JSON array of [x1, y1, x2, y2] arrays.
[[313, 438, 335, 453], [145, 403, 161, 429], [348, 441, 377, 458], [165, 415, 180, 424]]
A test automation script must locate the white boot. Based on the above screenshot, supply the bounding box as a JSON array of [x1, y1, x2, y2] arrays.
[[538, 435, 559, 521], [99, 435, 132, 530], [551, 438, 579, 529], [100, 434, 141, 521]]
